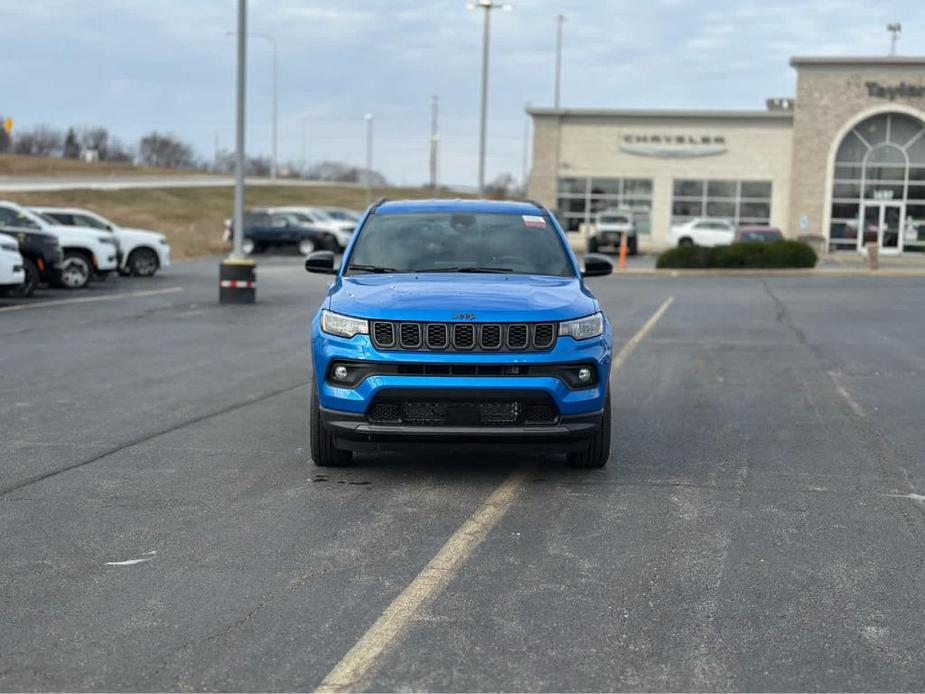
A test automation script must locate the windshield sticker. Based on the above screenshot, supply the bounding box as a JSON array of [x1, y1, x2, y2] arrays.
[[523, 215, 547, 228]]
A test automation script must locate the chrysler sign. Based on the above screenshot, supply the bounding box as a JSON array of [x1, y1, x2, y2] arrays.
[[620, 133, 727, 158]]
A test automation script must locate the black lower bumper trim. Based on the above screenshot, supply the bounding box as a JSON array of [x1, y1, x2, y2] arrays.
[[320, 405, 603, 453]]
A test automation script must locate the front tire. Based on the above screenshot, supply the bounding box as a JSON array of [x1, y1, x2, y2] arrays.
[[298, 238, 316, 256], [56, 251, 93, 289], [678, 237, 694, 248], [628, 235, 638, 256], [567, 390, 611, 468], [241, 237, 256, 255], [128, 247, 160, 277], [310, 388, 353, 467]]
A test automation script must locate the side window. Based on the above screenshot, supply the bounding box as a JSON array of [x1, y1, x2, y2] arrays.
[[53, 214, 75, 225], [0, 207, 18, 226], [76, 214, 108, 230], [271, 214, 289, 228]]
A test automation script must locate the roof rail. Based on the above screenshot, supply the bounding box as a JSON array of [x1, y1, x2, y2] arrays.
[[525, 199, 545, 210], [368, 197, 389, 213]]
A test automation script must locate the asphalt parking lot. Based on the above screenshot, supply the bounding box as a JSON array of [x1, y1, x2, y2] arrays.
[[2, 256, 924, 692]]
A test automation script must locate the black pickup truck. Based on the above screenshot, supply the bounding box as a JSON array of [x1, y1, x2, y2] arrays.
[[238, 211, 339, 255], [0, 226, 63, 296]]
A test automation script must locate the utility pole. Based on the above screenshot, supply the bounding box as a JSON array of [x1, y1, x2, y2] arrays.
[[888, 23, 901, 56], [522, 101, 530, 192], [468, 0, 512, 197], [219, 0, 256, 304], [429, 95, 439, 192], [225, 30, 277, 179], [364, 113, 374, 204], [554, 14, 566, 108]]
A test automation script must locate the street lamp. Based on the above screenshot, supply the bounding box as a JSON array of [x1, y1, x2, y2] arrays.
[[226, 30, 278, 179], [887, 23, 901, 56], [364, 113, 374, 203], [466, 0, 512, 197], [554, 14, 566, 108]]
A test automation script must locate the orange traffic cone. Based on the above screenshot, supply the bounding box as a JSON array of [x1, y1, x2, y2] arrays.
[[619, 232, 628, 271]]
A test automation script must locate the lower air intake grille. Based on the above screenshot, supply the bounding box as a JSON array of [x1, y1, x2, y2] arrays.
[[366, 393, 559, 426]]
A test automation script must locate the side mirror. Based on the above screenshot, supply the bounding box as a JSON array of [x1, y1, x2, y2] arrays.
[[582, 253, 613, 277], [305, 250, 337, 274]]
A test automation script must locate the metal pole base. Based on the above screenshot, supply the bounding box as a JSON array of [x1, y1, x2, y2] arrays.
[[219, 258, 257, 304]]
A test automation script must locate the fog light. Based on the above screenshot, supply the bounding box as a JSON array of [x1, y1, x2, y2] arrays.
[[577, 367, 592, 383], [333, 365, 349, 381]]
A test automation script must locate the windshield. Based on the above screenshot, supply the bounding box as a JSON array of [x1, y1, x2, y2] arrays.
[[346, 212, 574, 276]]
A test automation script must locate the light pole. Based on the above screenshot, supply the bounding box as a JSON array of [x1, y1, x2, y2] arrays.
[[300, 115, 310, 175], [467, 0, 512, 197], [429, 95, 439, 192], [554, 14, 566, 108], [364, 113, 374, 203], [219, 0, 256, 304], [226, 30, 277, 179], [888, 22, 901, 55]]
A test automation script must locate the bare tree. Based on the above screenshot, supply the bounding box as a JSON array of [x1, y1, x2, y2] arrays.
[[78, 126, 110, 160], [107, 137, 134, 163], [484, 172, 518, 199], [137, 131, 195, 168], [12, 125, 64, 157]]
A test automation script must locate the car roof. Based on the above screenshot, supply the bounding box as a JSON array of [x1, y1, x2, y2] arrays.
[[32, 206, 91, 214], [376, 199, 543, 216]]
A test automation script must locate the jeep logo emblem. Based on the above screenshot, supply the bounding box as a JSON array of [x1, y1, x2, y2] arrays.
[[453, 313, 477, 320]]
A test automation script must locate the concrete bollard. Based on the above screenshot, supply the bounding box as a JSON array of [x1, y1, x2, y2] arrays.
[[219, 258, 257, 304], [865, 242, 879, 271]]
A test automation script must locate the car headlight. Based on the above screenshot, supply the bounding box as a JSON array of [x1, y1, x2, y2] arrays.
[[559, 312, 604, 340], [321, 310, 368, 339]]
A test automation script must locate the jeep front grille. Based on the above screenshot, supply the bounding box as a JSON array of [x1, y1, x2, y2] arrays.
[[370, 321, 558, 352]]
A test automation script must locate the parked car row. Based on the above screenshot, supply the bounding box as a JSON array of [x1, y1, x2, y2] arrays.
[[222, 206, 362, 255], [667, 217, 784, 248], [0, 200, 171, 297]]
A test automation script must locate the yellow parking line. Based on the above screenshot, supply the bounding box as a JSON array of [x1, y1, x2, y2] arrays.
[[315, 295, 676, 693], [0, 286, 184, 313]]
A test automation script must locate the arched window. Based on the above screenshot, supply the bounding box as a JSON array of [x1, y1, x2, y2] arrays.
[[830, 113, 925, 253]]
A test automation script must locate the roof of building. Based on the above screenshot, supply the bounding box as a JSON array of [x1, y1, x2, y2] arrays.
[[526, 107, 793, 121], [790, 56, 925, 66], [376, 199, 542, 215]]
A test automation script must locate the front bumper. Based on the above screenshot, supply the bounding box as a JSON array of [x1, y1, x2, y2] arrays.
[[321, 405, 603, 452], [311, 316, 612, 450]]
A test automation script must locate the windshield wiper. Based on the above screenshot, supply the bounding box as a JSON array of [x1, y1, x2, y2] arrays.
[[415, 266, 514, 274], [346, 264, 398, 274]]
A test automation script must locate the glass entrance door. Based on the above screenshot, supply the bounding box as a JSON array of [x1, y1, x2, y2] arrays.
[[859, 203, 904, 254]]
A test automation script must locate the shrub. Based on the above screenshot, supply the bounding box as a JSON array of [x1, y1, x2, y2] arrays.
[[656, 240, 817, 269]]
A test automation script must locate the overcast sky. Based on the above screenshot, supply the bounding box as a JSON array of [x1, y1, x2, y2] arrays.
[[2, 0, 923, 186]]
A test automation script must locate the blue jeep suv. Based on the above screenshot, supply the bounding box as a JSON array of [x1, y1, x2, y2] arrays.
[[305, 199, 614, 467]]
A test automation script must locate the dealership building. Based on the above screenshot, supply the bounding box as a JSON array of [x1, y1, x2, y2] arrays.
[[527, 56, 925, 254]]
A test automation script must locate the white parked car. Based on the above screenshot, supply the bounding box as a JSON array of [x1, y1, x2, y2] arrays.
[[33, 207, 171, 277], [268, 206, 356, 250], [0, 236, 25, 293], [667, 218, 735, 247], [0, 201, 118, 289], [589, 208, 638, 255], [319, 207, 362, 224]]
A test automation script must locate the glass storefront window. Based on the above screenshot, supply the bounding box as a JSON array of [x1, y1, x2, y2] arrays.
[[671, 179, 772, 225], [556, 176, 653, 234], [829, 112, 925, 253]]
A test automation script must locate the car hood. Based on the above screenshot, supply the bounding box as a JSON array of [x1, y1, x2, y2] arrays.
[[117, 227, 167, 243], [329, 273, 597, 322]]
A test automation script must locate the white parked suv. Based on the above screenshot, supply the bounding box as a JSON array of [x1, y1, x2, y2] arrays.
[[0, 236, 25, 293], [34, 207, 171, 277], [0, 201, 118, 289], [667, 218, 735, 247], [589, 208, 638, 255], [269, 206, 356, 250]]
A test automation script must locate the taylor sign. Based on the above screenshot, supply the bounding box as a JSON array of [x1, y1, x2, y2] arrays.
[[620, 133, 727, 158], [865, 82, 925, 100]]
